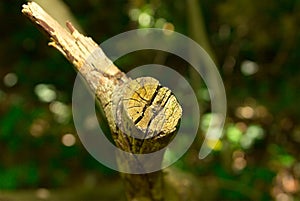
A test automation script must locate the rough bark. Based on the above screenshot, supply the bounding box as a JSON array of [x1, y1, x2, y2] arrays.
[[22, 2, 182, 201]]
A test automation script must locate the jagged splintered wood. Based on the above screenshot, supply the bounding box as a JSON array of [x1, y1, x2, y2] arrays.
[[22, 2, 182, 201]]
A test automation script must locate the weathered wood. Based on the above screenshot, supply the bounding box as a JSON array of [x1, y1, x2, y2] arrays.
[[22, 2, 182, 201], [112, 77, 181, 152], [113, 77, 181, 201]]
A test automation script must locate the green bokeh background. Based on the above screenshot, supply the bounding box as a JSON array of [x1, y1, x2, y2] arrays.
[[1, 0, 300, 200]]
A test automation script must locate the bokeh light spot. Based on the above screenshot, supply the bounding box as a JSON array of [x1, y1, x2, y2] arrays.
[[245, 125, 264, 140], [34, 84, 56, 103], [3, 73, 18, 87], [232, 150, 247, 171], [276, 193, 292, 201], [163, 22, 175, 35], [226, 124, 242, 143], [255, 105, 268, 118], [138, 13, 152, 27], [49, 101, 71, 123], [36, 188, 50, 200], [155, 18, 166, 28], [30, 118, 49, 137], [235, 122, 247, 132], [62, 133, 76, 147], [240, 135, 253, 149], [236, 106, 254, 119], [241, 60, 259, 76]]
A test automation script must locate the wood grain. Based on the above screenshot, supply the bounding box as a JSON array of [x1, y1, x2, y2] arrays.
[[22, 2, 182, 200]]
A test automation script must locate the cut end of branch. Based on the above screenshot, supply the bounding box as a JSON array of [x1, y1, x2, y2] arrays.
[[112, 77, 182, 154], [123, 77, 182, 137]]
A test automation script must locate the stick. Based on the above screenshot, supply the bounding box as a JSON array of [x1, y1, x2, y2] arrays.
[[22, 2, 182, 200]]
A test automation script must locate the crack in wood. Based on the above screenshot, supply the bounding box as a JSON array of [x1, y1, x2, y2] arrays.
[[22, 3, 182, 200], [133, 85, 161, 125]]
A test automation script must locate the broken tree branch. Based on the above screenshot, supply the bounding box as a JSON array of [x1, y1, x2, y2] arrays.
[[22, 2, 182, 201]]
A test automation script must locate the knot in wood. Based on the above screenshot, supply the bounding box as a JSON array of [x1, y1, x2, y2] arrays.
[[112, 77, 182, 140]]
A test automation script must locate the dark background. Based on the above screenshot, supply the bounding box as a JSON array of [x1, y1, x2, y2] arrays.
[[1, 0, 300, 200]]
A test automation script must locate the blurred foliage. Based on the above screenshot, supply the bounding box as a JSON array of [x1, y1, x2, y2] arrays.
[[1, 0, 300, 200]]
